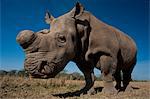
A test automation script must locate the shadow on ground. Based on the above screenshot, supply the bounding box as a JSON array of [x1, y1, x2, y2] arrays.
[[52, 87, 103, 98], [52, 86, 140, 98]]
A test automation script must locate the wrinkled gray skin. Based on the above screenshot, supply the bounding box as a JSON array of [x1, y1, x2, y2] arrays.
[[16, 3, 137, 95]]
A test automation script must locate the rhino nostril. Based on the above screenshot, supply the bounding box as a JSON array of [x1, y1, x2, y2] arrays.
[[40, 61, 48, 71], [41, 61, 47, 66], [40, 61, 51, 75]]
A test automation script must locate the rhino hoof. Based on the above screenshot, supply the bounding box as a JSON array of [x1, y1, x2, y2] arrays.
[[124, 85, 133, 92], [87, 88, 96, 95], [102, 81, 118, 95], [102, 87, 118, 95]]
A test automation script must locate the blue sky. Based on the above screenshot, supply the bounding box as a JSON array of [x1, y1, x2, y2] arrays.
[[0, 0, 149, 80]]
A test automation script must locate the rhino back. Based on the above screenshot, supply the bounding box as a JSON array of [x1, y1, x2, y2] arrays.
[[86, 12, 137, 64]]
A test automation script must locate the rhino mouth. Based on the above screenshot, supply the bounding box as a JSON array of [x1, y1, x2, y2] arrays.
[[26, 61, 56, 78], [24, 52, 67, 78]]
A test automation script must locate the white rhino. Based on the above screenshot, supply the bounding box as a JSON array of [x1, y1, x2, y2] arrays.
[[17, 2, 137, 95]]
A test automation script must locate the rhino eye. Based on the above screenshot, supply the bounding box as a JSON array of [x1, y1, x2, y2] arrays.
[[57, 34, 66, 43]]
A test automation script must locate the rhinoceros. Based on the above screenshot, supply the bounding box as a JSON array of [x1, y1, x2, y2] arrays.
[[16, 3, 137, 95]]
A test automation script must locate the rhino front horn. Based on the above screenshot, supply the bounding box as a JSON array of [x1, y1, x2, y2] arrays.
[[16, 30, 37, 49]]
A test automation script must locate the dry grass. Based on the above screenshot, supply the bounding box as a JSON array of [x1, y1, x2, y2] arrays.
[[0, 76, 150, 99]]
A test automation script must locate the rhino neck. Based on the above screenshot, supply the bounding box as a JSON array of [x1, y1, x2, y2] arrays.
[[73, 11, 109, 64]]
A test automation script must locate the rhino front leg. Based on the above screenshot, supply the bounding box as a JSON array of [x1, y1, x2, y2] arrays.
[[82, 71, 95, 95], [75, 62, 95, 95], [100, 55, 118, 94]]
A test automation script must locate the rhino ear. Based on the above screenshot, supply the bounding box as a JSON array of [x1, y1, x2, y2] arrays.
[[45, 11, 55, 24], [70, 2, 84, 18]]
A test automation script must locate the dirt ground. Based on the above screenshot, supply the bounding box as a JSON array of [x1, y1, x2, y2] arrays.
[[0, 76, 150, 99]]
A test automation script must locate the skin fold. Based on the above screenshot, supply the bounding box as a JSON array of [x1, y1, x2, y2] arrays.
[[16, 2, 137, 95]]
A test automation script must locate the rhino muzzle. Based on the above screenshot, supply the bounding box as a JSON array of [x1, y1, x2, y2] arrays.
[[24, 52, 68, 79], [25, 59, 56, 78]]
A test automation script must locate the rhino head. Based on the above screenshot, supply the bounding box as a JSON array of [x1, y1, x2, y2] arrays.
[[16, 3, 90, 78]]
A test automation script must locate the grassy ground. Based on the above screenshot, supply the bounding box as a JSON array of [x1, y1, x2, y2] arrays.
[[0, 76, 150, 99]]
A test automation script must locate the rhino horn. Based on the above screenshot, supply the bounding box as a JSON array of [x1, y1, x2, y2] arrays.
[[16, 30, 37, 49]]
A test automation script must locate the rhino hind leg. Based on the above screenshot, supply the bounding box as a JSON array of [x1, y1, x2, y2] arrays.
[[122, 59, 136, 92], [122, 69, 133, 92], [122, 58, 136, 91]]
